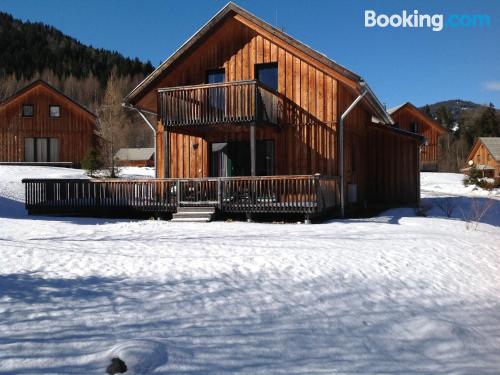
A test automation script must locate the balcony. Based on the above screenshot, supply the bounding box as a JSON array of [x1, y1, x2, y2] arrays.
[[158, 80, 281, 127]]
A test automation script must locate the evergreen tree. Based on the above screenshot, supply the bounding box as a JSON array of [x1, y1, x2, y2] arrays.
[[423, 104, 433, 119], [81, 148, 103, 177], [435, 105, 453, 130]]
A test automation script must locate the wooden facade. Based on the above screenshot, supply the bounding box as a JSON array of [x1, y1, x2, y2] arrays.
[[465, 138, 500, 182], [0, 80, 96, 165], [388, 102, 447, 171], [120, 3, 423, 213]]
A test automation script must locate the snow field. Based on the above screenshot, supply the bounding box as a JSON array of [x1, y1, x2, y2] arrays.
[[0, 166, 499, 373]]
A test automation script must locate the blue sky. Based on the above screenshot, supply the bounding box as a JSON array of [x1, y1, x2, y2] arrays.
[[1, 0, 499, 107]]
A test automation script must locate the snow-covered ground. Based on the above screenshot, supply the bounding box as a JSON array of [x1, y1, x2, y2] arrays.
[[0, 167, 499, 374]]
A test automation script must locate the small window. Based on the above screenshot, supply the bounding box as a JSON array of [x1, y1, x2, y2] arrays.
[[487, 154, 492, 161], [255, 63, 278, 91], [477, 155, 481, 162], [22, 104, 34, 117], [49, 105, 61, 118], [410, 121, 418, 133], [206, 69, 225, 84]]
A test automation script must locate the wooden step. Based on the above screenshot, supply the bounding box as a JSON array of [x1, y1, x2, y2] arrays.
[[170, 217, 211, 223], [171, 206, 215, 222]]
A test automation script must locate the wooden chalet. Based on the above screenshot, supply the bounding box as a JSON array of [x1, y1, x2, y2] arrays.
[[0, 80, 96, 166], [387, 102, 447, 171], [463, 137, 500, 184], [22, 3, 424, 221], [115, 147, 155, 167]]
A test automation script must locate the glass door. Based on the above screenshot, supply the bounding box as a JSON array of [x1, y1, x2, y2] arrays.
[[210, 140, 275, 177]]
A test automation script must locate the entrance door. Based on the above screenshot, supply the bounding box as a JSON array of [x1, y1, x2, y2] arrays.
[[210, 140, 275, 177]]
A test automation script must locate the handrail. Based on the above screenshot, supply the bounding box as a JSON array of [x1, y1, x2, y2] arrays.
[[158, 80, 258, 92], [158, 80, 281, 127]]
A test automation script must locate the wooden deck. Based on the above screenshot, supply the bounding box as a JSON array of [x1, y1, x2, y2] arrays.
[[22, 175, 339, 219]]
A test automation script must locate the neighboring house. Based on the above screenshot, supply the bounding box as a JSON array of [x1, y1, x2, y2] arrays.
[[0, 80, 96, 166], [115, 147, 155, 167], [123, 2, 423, 216], [387, 102, 447, 171], [463, 137, 500, 183]]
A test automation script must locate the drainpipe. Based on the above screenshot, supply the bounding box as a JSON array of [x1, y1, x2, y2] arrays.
[[122, 103, 157, 178], [339, 88, 367, 218]]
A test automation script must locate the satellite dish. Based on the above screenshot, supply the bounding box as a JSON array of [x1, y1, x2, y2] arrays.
[[468, 160, 473, 166]]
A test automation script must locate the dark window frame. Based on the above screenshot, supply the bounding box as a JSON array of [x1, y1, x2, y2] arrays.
[[410, 121, 419, 133], [205, 68, 226, 84], [24, 137, 59, 162], [49, 104, 61, 118], [22, 104, 34, 118], [255, 62, 278, 91], [209, 139, 276, 177]]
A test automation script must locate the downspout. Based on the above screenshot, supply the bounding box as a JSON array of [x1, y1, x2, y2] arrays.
[[122, 103, 157, 178], [339, 88, 367, 218]]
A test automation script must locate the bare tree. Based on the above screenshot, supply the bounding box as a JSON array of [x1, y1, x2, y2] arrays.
[[460, 198, 494, 231], [96, 70, 126, 177]]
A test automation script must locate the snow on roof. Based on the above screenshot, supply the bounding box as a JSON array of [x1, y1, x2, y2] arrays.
[[115, 148, 155, 161], [387, 103, 406, 115], [479, 137, 500, 161]]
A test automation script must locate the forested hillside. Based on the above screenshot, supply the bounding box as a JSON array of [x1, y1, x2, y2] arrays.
[[420, 101, 500, 171], [0, 12, 153, 85]]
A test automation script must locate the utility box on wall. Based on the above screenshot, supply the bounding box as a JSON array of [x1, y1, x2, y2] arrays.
[[348, 184, 358, 204]]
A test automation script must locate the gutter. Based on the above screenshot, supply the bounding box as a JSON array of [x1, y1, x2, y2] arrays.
[[122, 103, 158, 178]]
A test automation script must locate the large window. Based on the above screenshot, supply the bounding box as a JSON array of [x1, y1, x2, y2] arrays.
[[49, 105, 61, 118], [255, 63, 278, 90], [22, 104, 34, 117], [210, 140, 275, 177], [24, 137, 59, 162]]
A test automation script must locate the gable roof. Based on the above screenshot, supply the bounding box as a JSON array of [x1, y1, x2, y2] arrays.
[[115, 147, 155, 161], [0, 79, 96, 120], [471, 137, 500, 162], [388, 102, 447, 134], [124, 2, 392, 124]]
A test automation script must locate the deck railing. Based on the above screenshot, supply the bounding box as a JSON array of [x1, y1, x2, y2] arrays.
[[158, 80, 280, 127], [22, 175, 339, 217]]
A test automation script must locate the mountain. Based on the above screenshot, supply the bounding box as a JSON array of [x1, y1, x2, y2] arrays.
[[0, 11, 153, 84], [420, 99, 497, 124]]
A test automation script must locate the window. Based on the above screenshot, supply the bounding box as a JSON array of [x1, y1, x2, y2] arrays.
[[410, 121, 418, 133], [477, 155, 481, 163], [24, 137, 59, 162], [206, 69, 225, 111], [255, 63, 278, 91], [487, 154, 492, 161], [206, 69, 225, 84], [49, 105, 61, 118], [22, 104, 34, 117]]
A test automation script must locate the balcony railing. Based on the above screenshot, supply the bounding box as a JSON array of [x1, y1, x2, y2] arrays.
[[158, 80, 280, 127]]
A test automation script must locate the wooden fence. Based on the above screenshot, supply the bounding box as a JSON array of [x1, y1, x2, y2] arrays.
[[23, 175, 339, 217]]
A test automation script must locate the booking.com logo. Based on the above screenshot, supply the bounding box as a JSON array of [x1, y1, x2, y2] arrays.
[[365, 10, 491, 31]]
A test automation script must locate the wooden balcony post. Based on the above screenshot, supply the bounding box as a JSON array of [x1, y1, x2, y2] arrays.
[[217, 178, 222, 208]]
